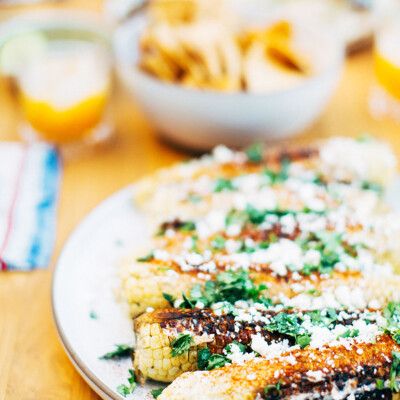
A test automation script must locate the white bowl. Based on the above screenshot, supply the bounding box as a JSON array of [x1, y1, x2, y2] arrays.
[[113, 14, 345, 151]]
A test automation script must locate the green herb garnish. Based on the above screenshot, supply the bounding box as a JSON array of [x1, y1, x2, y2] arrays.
[[197, 348, 212, 370], [136, 251, 154, 262], [206, 354, 230, 370], [245, 142, 264, 163], [177, 270, 268, 310], [265, 312, 311, 349], [263, 158, 290, 185], [390, 351, 400, 392], [100, 344, 132, 360], [213, 178, 236, 193], [264, 378, 283, 398], [116, 369, 136, 397], [210, 235, 226, 251], [337, 329, 359, 339], [162, 293, 176, 307], [170, 334, 194, 357], [150, 388, 164, 398], [198, 341, 246, 371], [376, 378, 384, 390]]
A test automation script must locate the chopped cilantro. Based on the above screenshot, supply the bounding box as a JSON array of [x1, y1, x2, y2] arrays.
[[383, 302, 400, 344], [176, 270, 268, 310], [162, 293, 176, 307], [306, 309, 337, 327], [265, 312, 311, 349], [136, 251, 154, 262], [390, 351, 400, 392], [203, 280, 218, 305], [100, 344, 132, 360], [264, 378, 283, 398], [180, 292, 197, 309], [245, 142, 264, 163], [191, 235, 199, 252], [157, 267, 171, 271], [206, 354, 230, 370], [361, 181, 382, 193], [213, 178, 236, 193], [337, 329, 359, 339], [150, 388, 164, 398], [89, 310, 98, 319], [376, 378, 384, 390], [116, 384, 130, 397], [198, 342, 245, 371], [226, 341, 247, 354], [170, 334, 194, 357], [307, 289, 321, 296], [116, 369, 136, 397], [197, 348, 211, 369], [156, 220, 196, 236], [210, 235, 226, 250], [263, 158, 290, 185], [178, 221, 196, 232], [296, 334, 312, 349]]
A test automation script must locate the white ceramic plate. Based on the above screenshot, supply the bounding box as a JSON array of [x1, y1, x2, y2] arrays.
[[52, 178, 400, 400]]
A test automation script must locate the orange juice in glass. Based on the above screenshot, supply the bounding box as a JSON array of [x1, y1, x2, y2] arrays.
[[0, 12, 114, 156], [19, 40, 112, 149], [370, 20, 400, 122]]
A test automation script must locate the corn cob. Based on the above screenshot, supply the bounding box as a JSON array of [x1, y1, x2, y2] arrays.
[[134, 137, 397, 223], [133, 307, 372, 382], [120, 250, 400, 316], [158, 334, 400, 400]]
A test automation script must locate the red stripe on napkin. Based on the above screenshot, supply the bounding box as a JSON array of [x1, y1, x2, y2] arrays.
[[0, 148, 28, 271]]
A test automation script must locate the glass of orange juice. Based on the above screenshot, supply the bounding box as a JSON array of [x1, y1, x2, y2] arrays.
[[0, 12, 113, 157], [370, 17, 400, 123]]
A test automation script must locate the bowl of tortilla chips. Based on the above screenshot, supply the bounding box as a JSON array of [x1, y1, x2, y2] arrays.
[[113, 0, 344, 150]]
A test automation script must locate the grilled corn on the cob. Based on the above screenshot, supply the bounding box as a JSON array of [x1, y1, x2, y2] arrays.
[[121, 253, 400, 316], [159, 335, 400, 400], [134, 306, 385, 382], [134, 137, 397, 223]]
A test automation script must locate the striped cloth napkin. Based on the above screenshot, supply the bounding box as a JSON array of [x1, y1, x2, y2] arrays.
[[0, 143, 62, 271]]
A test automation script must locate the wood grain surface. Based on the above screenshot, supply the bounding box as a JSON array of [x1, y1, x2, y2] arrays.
[[0, 1, 399, 399]]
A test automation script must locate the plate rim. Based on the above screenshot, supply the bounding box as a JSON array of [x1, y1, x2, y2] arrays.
[[51, 184, 135, 400]]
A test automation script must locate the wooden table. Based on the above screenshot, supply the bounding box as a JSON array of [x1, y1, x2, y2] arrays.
[[0, 2, 399, 399]]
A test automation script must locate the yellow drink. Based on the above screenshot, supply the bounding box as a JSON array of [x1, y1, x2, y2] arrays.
[[374, 25, 400, 100], [19, 41, 111, 144], [21, 90, 109, 143]]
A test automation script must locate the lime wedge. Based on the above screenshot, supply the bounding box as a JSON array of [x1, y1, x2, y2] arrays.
[[0, 32, 47, 76]]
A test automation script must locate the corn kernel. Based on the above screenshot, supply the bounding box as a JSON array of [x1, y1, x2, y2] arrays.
[[181, 362, 191, 372], [151, 335, 162, 349], [154, 359, 162, 369], [140, 324, 151, 336], [189, 350, 197, 363], [142, 348, 153, 358], [163, 358, 172, 370], [150, 324, 161, 335], [143, 357, 154, 367], [163, 347, 172, 358], [161, 335, 170, 347], [141, 336, 151, 348], [153, 349, 163, 360], [178, 352, 188, 363], [168, 366, 180, 377], [171, 357, 181, 367]]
